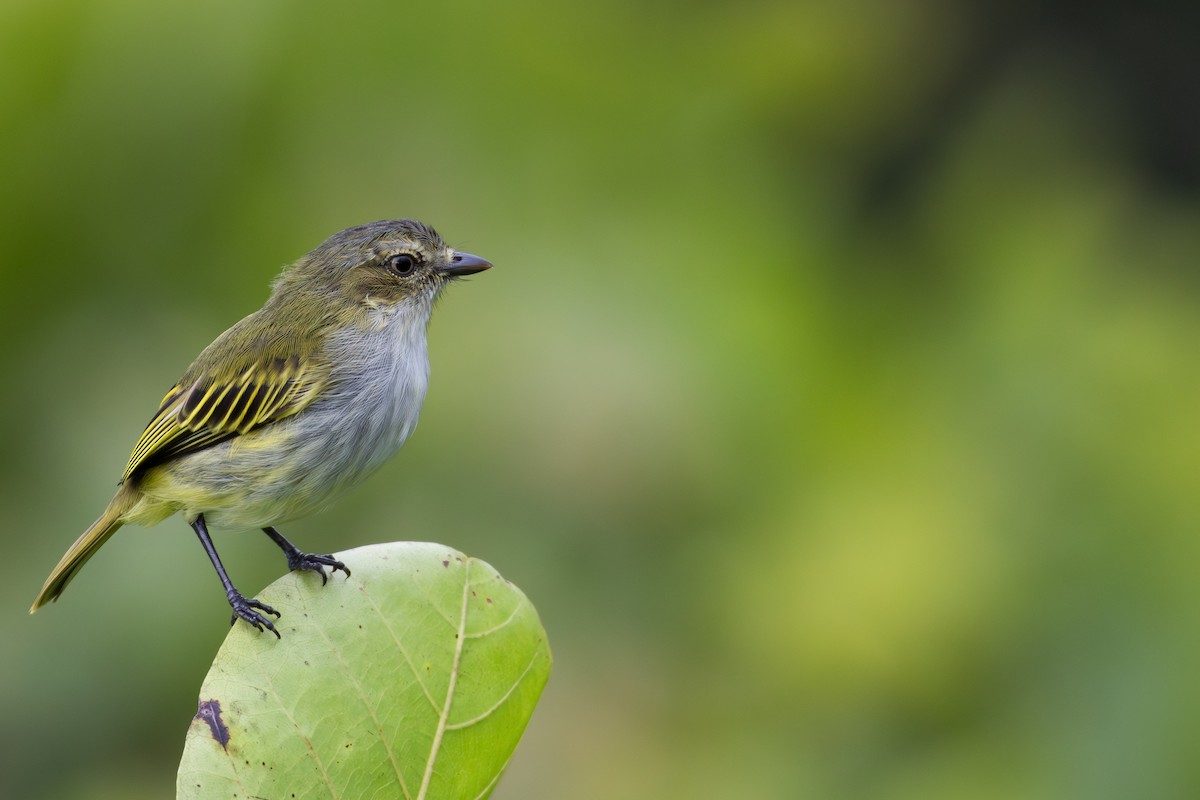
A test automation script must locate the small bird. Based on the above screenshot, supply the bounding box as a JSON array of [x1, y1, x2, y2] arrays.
[[30, 219, 491, 637]]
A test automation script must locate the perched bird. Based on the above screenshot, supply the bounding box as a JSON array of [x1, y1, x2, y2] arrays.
[[30, 219, 491, 637]]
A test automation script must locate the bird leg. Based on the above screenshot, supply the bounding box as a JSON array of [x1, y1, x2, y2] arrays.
[[262, 526, 350, 585], [190, 514, 280, 638]]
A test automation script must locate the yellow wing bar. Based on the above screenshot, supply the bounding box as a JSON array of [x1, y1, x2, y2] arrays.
[[122, 355, 324, 482]]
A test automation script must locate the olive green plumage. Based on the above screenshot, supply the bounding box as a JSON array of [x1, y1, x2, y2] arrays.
[[31, 220, 491, 633]]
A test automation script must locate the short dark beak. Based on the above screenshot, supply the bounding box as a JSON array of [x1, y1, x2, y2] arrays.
[[440, 251, 492, 277]]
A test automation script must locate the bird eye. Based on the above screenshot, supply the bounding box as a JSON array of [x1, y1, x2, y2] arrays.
[[387, 253, 418, 275]]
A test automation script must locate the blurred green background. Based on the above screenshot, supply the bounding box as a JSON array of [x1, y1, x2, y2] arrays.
[[3, 1, 1199, 798]]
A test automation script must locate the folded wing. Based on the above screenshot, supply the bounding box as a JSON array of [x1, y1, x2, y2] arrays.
[[122, 354, 324, 482]]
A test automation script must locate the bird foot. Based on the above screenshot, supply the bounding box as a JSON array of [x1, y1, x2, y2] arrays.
[[285, 550, 351, 585], [228, 591, 281, 638]]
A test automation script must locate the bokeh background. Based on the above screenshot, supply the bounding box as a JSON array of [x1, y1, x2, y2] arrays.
[[3, 1, 1198, 798]]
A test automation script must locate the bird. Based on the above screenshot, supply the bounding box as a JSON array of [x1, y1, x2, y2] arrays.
[[30, 219, 491, 637]]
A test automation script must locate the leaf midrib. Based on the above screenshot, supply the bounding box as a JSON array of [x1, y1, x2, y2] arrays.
[[415, 560, 472, 799]]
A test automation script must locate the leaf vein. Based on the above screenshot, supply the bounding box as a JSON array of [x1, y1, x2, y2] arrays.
[[416, 560, 472, 800], [310, 621, 414, 800], [265, 671, 338, 798], [445, 646, 541, 731], [464, 597, 527, 639], [470, 753, 514, 800], [358, 583, 442, 714]]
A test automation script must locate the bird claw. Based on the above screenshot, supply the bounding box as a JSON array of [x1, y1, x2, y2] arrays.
[[285, 551, 351, 585], [228, 592, 281, 638]]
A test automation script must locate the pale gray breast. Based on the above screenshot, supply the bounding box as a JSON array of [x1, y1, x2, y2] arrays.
[[315, 310, 431, 481]]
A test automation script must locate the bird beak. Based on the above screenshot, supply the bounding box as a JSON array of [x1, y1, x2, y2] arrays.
[[440, 251, 492, 276]]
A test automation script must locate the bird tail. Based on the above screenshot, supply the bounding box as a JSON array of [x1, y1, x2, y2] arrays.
[[30, 484, 140, 612]]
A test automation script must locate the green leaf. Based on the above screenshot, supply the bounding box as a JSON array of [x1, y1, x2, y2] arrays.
[[176, 541, 551, 800]]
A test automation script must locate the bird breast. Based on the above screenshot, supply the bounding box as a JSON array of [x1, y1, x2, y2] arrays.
[[316, 305, 432, 479]]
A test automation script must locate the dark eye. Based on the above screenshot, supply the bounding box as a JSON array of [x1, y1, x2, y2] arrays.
[[387, 253, 418, 275]]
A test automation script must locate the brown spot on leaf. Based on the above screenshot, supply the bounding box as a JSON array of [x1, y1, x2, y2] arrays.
[[196, 699, 230, 750], [442, 560, 449, 568]]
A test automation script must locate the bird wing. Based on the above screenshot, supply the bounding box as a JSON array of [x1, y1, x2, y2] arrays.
[[121, 353, 326, 482]]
